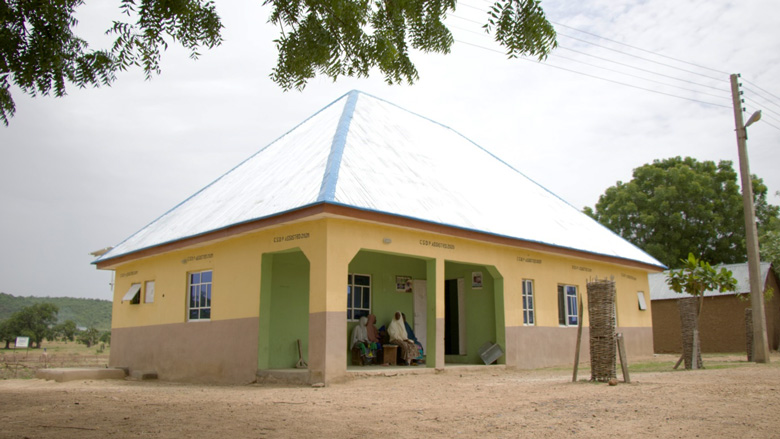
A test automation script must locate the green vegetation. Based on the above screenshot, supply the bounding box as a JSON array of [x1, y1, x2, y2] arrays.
[[1, 0, 557, 124], [0, 293, 111, 330], [584, 157, 780, 269]]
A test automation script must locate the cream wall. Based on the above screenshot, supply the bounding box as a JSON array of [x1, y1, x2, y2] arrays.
[[109, 215, 654, 331]]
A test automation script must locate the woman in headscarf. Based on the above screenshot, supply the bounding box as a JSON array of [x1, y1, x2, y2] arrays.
[[366, 314, 381, 344], [402, 312, 424, 362], [350, 316, 377, 364], [387, 311, 419, 365]]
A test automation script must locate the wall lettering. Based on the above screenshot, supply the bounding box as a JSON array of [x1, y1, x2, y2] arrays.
[[621, 273, 637, 281], [181, 253, 214, 264], [273, 232, 310, 243], [517, 256, 543, 264], [419, 239, 455, 250], [572, 265, 592, 272], [119, 270, 138, 278]]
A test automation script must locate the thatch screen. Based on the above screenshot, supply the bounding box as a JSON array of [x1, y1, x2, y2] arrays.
[[587, 278, 616, 382]]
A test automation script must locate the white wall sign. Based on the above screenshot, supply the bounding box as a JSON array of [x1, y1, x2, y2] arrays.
[[15, 336, 29, 348]]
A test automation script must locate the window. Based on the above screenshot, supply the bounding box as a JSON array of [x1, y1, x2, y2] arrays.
[[522, 279, 535, 325], [122, 283, 142, 304], [347, 274, 371, 321], [557, 284, 578, 326], [637, 291, 647, 311], [188, 270, 212, 321], [145, 281, 155, 303]]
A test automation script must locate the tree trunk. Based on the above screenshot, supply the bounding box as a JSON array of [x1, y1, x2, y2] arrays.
[[679, 297, 702, 369]]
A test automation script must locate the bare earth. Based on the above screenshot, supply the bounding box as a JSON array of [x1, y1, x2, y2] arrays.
[[2, 354, 779, 439]]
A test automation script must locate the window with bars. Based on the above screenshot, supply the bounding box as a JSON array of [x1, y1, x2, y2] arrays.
[[188, 270, 212, 321], [347, 274, 371, 321]]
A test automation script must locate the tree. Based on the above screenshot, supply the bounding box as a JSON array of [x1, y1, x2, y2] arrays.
[[77, 326, 101, 348], [53, 319, 78, 342], [0, 318, 17, 349], [10, 303, 59, 348], [1, 0, 556, 125], [666, 253, 737, 369], [584, 157, 780, 269]]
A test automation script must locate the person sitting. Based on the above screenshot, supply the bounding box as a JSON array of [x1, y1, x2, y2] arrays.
[[350, 316, 378, 365], [387, 311, 419, 366], [401, 312, 425, 363]]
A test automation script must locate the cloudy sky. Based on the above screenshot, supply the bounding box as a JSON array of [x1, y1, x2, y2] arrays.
[[1, 0, 778, 301]]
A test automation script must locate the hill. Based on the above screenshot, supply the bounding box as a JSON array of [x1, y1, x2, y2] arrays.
[[0, 293, 112, 330]]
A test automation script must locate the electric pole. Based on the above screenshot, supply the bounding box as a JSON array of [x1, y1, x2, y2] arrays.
[[729, 73, 770, 363]]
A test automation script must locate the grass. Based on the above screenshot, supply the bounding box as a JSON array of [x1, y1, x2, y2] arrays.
[[1, 340, 110, 380], [552, 352, 761, 377]]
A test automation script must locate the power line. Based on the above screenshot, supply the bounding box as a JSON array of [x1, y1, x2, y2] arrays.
[[743, 88, 780, 112], [557, 32, 726, 84], [742, 78, 780, 101], [557, 46, 730, 94], [449, 23, 729, 96], [454, 38, 731, 109], [550, 21, 730, 76], [550, 52, 731, 101]]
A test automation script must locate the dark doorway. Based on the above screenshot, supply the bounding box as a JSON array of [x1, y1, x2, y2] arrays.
[[444, 279, 460, 355]]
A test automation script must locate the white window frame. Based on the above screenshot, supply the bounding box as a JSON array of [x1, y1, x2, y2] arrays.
[[522, 279, 535, 325], [144, 281, 155, 303], [558, 284, 578, 326], [123, 283, 142, 304], [347, 273, 371, 322], [637, 291, 647, 311], [188, 270, 212, 321]]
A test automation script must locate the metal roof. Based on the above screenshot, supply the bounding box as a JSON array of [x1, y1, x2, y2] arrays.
[[649, 262, 773, 300], [95, 90, 664, 268]]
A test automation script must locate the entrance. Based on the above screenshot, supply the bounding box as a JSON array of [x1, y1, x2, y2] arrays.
[[444, 278, 465, 355]]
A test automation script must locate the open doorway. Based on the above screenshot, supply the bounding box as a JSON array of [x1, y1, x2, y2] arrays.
[[445, 278, 465, 355]]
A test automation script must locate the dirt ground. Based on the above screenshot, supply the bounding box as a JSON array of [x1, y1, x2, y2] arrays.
[[1, 354, 779, 439]]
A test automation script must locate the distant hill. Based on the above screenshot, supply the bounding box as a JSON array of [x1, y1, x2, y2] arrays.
[[0, 293, 112, 331]]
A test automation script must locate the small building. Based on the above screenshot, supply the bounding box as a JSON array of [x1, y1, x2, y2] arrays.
[[93, 91, 664, 384], [649, 262, 780, 354]]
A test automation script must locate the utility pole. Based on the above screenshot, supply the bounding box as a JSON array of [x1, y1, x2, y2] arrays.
[[729, 73, 770, 363]]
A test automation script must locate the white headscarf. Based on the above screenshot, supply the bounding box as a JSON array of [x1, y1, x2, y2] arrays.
[[350, 316, 369, 348], [387, 311, 408, 342]]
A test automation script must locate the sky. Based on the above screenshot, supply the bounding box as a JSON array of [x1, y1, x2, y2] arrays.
[[1, 0, 778, 301]]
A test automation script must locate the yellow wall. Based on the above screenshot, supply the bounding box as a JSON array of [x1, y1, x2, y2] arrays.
[[107, 215, 655, 330]]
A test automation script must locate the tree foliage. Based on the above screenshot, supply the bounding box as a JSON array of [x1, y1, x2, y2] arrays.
[[1, 0, 556, 124], [584, 157, 780, 269], [1, 303, 60, 348], [77, 326, 101, 348]]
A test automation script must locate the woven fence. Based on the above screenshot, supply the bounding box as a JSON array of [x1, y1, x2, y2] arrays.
[[587, 278, 616, 382], [678, 297, 702, 369]]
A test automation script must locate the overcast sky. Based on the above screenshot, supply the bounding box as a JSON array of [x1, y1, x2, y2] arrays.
[[1, 0, 778, 301]]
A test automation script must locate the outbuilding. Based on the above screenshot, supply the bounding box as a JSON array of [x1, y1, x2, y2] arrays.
[[94, 91, 664, 384], [650, 262, 780, 354]]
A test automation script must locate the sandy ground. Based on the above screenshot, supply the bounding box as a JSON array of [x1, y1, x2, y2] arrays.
[[1, 355, 780, 439]]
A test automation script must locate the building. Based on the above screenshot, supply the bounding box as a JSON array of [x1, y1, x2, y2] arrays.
[[93, 91, 664, 384], [650, 262, 780, 354]]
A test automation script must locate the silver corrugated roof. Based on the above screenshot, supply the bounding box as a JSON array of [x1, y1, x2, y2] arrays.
[[95, 91, 664, 268], [649, 262, 773, 300]]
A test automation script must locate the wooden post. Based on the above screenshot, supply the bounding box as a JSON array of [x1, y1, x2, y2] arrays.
[[572, 292, 584, 382], [616, 333, 630, 383]]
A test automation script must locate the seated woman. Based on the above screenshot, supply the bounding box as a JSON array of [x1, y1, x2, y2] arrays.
[[387, 311, 419, 366], [350, 316, 378, 365], [401, 312, 425, 363]]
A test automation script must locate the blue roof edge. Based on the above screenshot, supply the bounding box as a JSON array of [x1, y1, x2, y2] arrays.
[[318, 90, 359, 202], [93, 200, 667, 270]]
